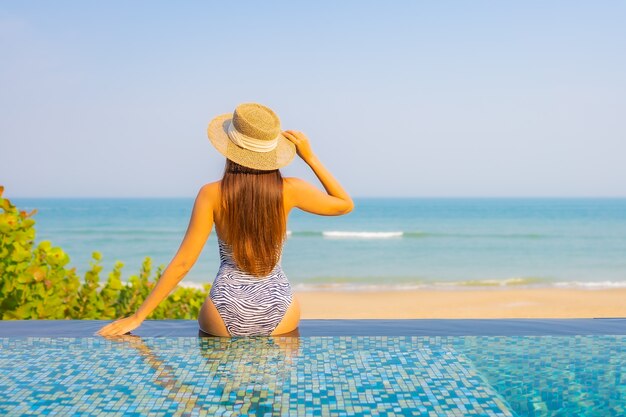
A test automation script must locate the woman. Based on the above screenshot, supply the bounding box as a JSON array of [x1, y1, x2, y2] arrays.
[[96, 102, 353, 337]]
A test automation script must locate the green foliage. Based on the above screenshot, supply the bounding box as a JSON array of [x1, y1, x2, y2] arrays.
[[0, 185, 210, 320]]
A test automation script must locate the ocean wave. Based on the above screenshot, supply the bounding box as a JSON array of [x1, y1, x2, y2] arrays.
[[45, 226, 550, 239], [553, 281, 626, 289], [48, 228, 572, 240], [173, 282, 212, 291], [47, 228, 183, 236], [290, 276, 554, 288], [121, 278, 626, 292], [323, 231, 404, 239], [286, 230, 548, 239], [444, 277, 552, 287], [286, 230, 407, 239], [286, 278, 626, 291]]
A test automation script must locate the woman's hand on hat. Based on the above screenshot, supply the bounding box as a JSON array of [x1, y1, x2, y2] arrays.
[[283, 130, 315, 161]]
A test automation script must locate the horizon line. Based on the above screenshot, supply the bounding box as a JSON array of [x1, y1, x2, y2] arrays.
[[7, 195, 626, 199]]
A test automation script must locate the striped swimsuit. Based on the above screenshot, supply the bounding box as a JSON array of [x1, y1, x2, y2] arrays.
[[209, 237, 294, 336]]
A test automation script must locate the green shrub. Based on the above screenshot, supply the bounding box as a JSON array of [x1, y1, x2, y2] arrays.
[[0, 185, 210, 320]]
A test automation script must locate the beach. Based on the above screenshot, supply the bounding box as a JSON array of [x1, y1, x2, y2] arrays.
[[295, 288, 626, 319]]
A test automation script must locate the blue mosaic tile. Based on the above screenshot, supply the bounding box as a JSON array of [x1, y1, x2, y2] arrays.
[[0, 336, 624, 416], [449, 335, 626, 416]]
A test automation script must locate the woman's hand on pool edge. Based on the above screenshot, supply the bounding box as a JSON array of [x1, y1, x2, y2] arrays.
[[95, 313, 142, 337]]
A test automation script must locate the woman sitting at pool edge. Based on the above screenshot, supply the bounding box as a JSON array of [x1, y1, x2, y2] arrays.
[[96, 102, 354, 337]]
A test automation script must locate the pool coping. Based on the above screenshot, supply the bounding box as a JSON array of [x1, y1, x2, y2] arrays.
[[1, 318, 625, 337]]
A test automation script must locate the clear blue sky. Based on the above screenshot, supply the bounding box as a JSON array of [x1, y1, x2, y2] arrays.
[[2, 1, 625, 197]]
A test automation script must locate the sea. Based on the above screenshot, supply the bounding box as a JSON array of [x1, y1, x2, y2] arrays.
[[10, 197, 626, 291]]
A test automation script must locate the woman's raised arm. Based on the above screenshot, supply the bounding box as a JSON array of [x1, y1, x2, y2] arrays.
[[283, 130, 354, 216]]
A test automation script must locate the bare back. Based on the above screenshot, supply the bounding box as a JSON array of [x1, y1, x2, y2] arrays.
[[211, 176, 351, 240]]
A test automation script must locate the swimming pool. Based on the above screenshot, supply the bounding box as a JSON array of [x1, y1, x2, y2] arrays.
[[1, 319, 625, 416]]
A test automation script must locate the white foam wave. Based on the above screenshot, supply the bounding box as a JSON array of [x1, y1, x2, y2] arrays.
[[322, 231, 403, 239], [291, 280, 626, 292], [167, 281, 210, 290], [553, 281, 626, 289], [446, 277, 547, 287], [291, 283, 426, 292]]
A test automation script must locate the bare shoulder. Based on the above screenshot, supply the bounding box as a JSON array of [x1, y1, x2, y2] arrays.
[[198, 181, 221, 205], [282, 176, 319, 210], [282, 176, 306, 207], [282, 176, 308, 191], [282, 177, 294, 190]]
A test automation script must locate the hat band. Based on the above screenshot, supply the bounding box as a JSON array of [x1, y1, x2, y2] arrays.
[[227, 121, 278, 153]]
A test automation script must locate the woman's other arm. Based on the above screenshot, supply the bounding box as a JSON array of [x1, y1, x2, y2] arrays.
[[96, 183, 215, 336], [283, 130, 354, 216]]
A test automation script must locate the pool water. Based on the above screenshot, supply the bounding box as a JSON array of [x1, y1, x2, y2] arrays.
[[1, 335, 624, 416]]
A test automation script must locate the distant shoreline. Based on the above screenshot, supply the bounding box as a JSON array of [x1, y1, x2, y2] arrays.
[[294, 288, 626, 319], [176, 281, 626, 292]]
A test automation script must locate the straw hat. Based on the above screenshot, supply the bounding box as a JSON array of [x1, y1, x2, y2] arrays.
[[207, 103, 296, 170]]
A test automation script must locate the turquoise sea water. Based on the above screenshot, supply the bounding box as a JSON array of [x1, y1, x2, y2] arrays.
[[11, 197, 626, 290]]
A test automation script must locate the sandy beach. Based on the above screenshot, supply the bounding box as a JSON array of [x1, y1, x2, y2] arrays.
[[295, 288, 626, 319]]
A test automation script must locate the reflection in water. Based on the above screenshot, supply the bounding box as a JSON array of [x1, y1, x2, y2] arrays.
[[105, 330, 301, 416], [5, 335, 621, 415]]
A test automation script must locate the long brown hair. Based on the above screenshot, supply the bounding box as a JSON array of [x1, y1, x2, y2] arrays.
[[219, 158, 286, 277]]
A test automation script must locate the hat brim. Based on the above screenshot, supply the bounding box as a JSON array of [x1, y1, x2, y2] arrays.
[[207, 113, 296, 171]]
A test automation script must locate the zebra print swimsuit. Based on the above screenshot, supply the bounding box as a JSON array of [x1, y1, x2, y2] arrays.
[[209, 237, 294, 336]]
